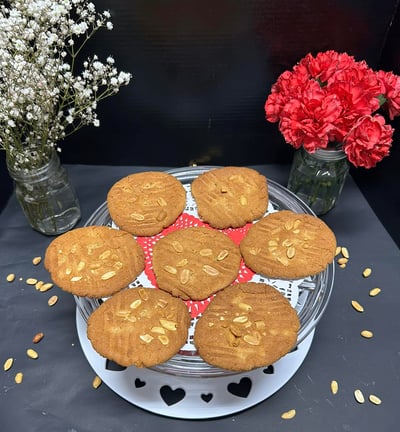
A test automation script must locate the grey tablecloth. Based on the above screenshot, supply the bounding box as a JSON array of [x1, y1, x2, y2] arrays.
[[1, 164, 399, 432]]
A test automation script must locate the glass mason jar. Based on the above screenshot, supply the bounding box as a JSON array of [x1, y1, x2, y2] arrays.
[[287, 146, 350, 215], [6, 150, 81, 235]]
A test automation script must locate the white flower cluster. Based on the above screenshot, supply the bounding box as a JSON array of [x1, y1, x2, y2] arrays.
[[0, 0, 132, 169]]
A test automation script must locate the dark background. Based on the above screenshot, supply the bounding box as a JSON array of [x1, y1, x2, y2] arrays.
[[1, 0, 399, 246]]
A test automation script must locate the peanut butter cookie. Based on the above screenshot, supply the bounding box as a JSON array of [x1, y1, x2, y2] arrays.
[[194, 282, 300, 371], [44, 226, 145, 298], [107, 171, 186, 236], [152, 226, 241, 300], [191, 166, 268, 229], [240, 210, 336, 279], [87, 287, 191, 367]]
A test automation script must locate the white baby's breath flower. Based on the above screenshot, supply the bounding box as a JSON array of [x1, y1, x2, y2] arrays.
[[0, 0, 131, 170]]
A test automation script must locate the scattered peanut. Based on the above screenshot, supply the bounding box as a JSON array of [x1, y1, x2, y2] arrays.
[[360, 329, 373, 339], [351, 300, 364, 313], [92, 375, 102, 389], [341, 247, 349, 259], [32, 256, 42, 265], [35, 281, 44, 290], [15, 372, 24, 384], [26, 348, 39, 360], [335, 246, 341, 256], [3, 357, 14, 371], [368, 394, 382, 405], [39, 282, 53, 292], [369, 287, 381, 297], [32, 332, 44, 344], [330, 380, 339, 395], [48, 295, 58, 306], [337, 257, 348, 265], [26, 278, 38, 285], [281, 409, 296, 420], [362, 267, 372, 278], [354, 389, 365, 404], [6, 273, 15, 282]]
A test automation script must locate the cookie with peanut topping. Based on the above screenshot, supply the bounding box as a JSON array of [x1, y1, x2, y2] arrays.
[[191, 166, 268, 229], [152, 226, 241, 300], [44, 226, 145, 298], [194, 282, 300, 371], [240, 210, 336, 279], [107, 171, 186, 236], [87, 287, 191, 367]]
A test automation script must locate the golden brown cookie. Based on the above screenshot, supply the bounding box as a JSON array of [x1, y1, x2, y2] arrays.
[[44, 226, 145, 298], [194, 282, 300, 371], [107, 171, 186, 236], [191, 166, 268, 229], [152, 226, 241, 300], [87, 287, 191, 367], [240, 210, 336, 279]]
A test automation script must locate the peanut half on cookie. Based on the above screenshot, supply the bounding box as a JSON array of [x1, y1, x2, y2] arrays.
[[240, 210, 337, 279], [191, 166, 268, 229], [44, 226, 145, 298], [194, 282, 300, 371], [87, 287, 191, 368], [107, 171, 186, 236]]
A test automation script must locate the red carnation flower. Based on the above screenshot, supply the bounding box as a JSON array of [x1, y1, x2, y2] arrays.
[[265, 50, 400, 168], [343, 115, 393, 168]]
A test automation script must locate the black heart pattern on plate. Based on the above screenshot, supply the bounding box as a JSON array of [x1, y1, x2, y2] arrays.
[[227, 377, 252, 398], [160, 385, 186, 406], [134, 378, 146, 388], [263, 365, 274, 374], [201, 393, 213, 403]]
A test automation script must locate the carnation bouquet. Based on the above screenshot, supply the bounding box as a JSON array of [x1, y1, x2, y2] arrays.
[[265, 50, 400, 169], [0, 0, 132, 171]]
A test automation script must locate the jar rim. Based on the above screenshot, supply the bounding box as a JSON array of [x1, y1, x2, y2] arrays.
[[6, 149, 59, 182], [305, 146, 347, 161]]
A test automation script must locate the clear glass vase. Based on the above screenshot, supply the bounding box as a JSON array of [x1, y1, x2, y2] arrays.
[[287, 146, 350, 215], [6, 150, 81, 235]]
